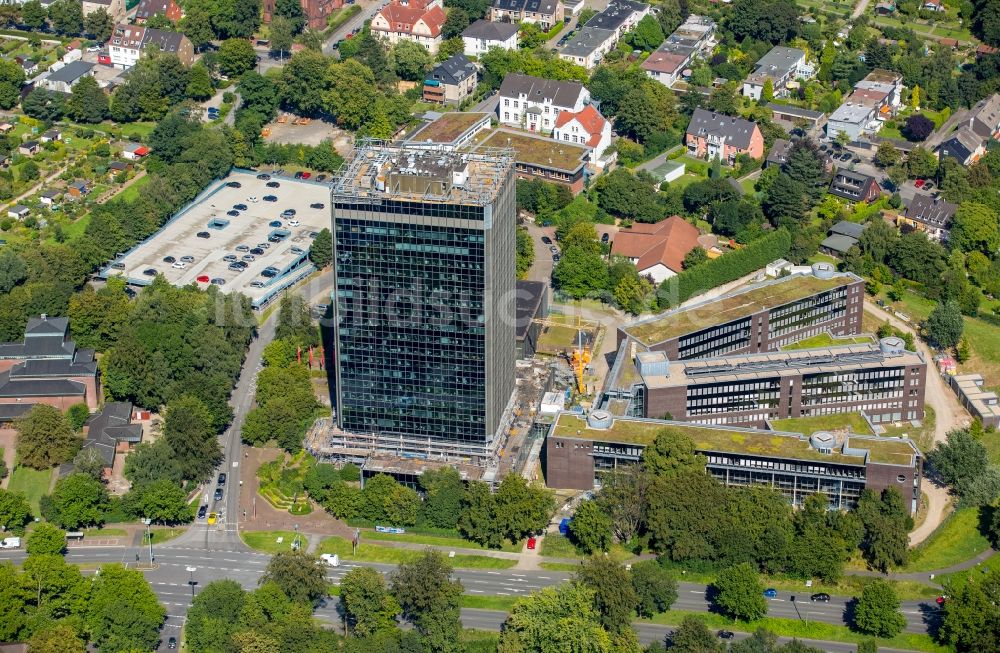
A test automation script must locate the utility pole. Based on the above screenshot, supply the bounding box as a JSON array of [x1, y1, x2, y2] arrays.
[[187, 567, 197, 597]]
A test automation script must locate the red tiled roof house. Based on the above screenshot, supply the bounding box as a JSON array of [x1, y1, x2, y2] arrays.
[[610, 216, 701, 283], [371, 0, 446, 54], [685, 108, 764, 164], [553, 104, 614, 167]]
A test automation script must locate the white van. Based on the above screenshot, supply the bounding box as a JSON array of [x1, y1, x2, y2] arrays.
[[0, 537, 21, 549], [320, 553, 340, 567]]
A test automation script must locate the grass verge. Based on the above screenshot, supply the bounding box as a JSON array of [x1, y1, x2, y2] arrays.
[[539, 534, 582, 558], [904, 507, 991, 573], [146, 526, 187, 544], [460, 595, 519, 611], [643, 611, 947, 652], [319, 536, 516, 569], [539, 562, 580, 571], [82, 527, 128, 537], [8, 466, 54, 514], [363, 530, 522, 553], [241, 530, 301, 553]]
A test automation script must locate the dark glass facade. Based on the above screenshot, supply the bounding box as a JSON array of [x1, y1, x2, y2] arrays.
[[331, 162, 516, 452]]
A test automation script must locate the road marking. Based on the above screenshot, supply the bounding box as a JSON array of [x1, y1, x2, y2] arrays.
[[537, 576, 550, 579]]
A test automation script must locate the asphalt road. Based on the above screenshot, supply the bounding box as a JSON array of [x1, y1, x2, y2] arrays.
[[0, 544, 942, 650], [323, 0, 383, 55]]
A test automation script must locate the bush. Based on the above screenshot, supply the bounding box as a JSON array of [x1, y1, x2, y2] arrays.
[[655, 229, 792, 307]]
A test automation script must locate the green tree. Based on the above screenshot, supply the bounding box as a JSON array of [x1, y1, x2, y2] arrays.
[[614, 78, 677, 143], [853, 579, 906, 638], [65, 403, 91, 431], [857, 638, 879, 653], [569, 500, 613, 554], [27, 624, 86, 653], [925, 299, 964, 349], [761, 78, 775, 103], [359, 474, 421, 526], [874, 141, 901, 168], [682, 247, 708, 269], [269, 15, 294, 55], [939, 569, 1000, 651], [309, 228, 332, 267], [0, 59, 26, 110], [21, 0, 47, 29], [218, 38, 257, 76], [577, 555, 638, 633], [83, 7, 114, 41], [631, 560, 677, 618], [763, 173, 805, 225], [49, 473, 109, 529], [500, 583, 614, 652], [86, 563, 166, 652], [393, 40, 432, 81], [0, 488, 31, 534], [951, 202, 1000, 255], [641, 429, 706, 477], [123, 479, 192, 524], [340, 567, 401, 637], [554, 247, 608, 299], [670, 615, 724, 652], [627, 14, 665, 50], [273, 0, 305, 32], [48, 0, 83, 35], [123, 440, 183, 487], [259, 550, 329, 604], [391, 551, 464, 652], [856, 488, 913, 572], [16, 404, 79, 470], [419, 467, 466, 530], [281, 50, 329, 116], [907, 146, 938, 178], [324, 59, 379, 130], [713, 563, 768, 622], [927, 428, 988, 491], [516, 226, 535, 278], [186, 63, 214, 100], [67, 75, 108, 123], [185, 579, 246, 653], [443, 8, 469, 39], [163, 395, 221, 483], [0, 249, 27, 293], [26, 522, 66, 556]]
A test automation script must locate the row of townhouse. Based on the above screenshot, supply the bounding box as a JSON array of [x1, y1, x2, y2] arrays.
[[558, 0, 650, 69], [641, 14, 716, 88], [741, 45, 814, 100], [826, 69, 905, 141]]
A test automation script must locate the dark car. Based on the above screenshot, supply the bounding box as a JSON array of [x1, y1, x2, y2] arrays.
[[236, 245, 250, 252], [197, 504, 208, 519], [282, 209, 296, 217], [250, 247, 265, 255], [266, 181, 280, 188], [269, 220, 282, 228], [214, 488, 224, 501], [163, 256, 176, 263], [218, 473, 227, 486], [196, 231, 210, 238], [718, 631, 734, 640], [142, 268, 157, 276], [294, 171, 303, 179], [310, 202, 325, 209], [226, 181, 242, 188], [256, 173, 271, 180], [549, 245, 558, 253], [552, 254, 560, 262], [541, 236, 552, 244], [263, 195, 278, 202], [316, 174, 327, 181], [810, 593, 830, 602], [763, 588, 778, 599], [840, 152, 852, 162], [268, 235, 283, 243], [601, 233, 609, 243], [234, 203, 248, 210], [314, 597, 328, 610], [227, 210, 240, 217], [168, 637, 177, 649], [261, 269, 278, 278]]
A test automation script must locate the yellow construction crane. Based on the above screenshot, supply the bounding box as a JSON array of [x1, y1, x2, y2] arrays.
[[533, 317, 591, 394]]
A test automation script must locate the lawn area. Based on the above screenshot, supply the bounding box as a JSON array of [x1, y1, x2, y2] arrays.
[[121, 122, 156, 141], [770, 412, 874, 435], [780, 332, 873, 351], [539, 561, 580, 571], [983, 428, 1000, 465], [643, 611, 946, 652], [319, 537, 517, 569], [147, 526, 187, 544], [7, 466, 54, 514], [936, 551, 1000, 589], [363, 529, 522, 553], [904, 507, 991, 573], [539, 534, 582, 558], [241, 530, 302, 553], [82, 527, 128, 537], [118, 174, 150, 203], [666, 172, 702, 190]]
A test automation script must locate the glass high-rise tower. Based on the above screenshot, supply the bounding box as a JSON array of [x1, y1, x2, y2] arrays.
[[329, 141, 516, 461]]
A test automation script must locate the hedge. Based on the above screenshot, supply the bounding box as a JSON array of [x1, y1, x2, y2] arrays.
[[655, 228, 792, 308]]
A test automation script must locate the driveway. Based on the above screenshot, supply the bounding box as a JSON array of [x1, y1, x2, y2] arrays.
[[926, 108, 970, 149]]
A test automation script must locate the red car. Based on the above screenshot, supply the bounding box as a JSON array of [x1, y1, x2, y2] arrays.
[[915, 179, 925, 188], [196, 275, 210, 283], [527, 537, 537, 550], [936, 596, 947, 606], [301, 172, 311, 179]]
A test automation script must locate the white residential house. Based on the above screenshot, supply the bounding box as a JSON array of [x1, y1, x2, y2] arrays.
[[741, 46, 812, 100], [553, 105, 614, 167], [641, 14, 716, 88], [498, 73, 590, 134], [370, 0, 446, 54], [40, 61, 96, 94], [461, 20, 519, 57]]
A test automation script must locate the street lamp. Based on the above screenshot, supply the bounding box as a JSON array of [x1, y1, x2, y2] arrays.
[[142, 518, 153, 565], [187, 566, 197, 597]]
